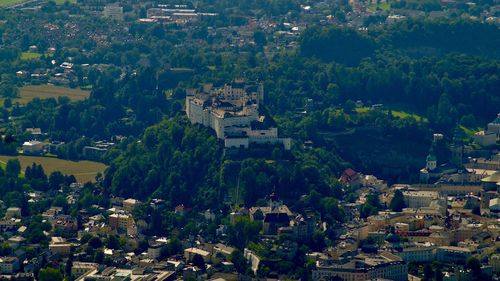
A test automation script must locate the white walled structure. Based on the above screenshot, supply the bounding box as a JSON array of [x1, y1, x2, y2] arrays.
[[186, 80, 290, 150]]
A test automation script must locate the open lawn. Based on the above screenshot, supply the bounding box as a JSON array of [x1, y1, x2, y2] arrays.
[[391, 110, 427, 122], [0, 0, 74, 7], [13, 85, 90, 104], [0, 155, 107, 183], [355, 107, 370, 114], [20, 52, 42, 60], [368, 1, 391, 11], [460, 125, 480, 140], [54, 0, 76, 4], [0, 0, 24, 7], [355, 107, 427, 122]]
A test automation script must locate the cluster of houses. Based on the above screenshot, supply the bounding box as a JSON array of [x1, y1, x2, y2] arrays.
[[308, 165, 500, 280], [420, 114, 500, 184], [20, 127, 117, 161], [0, 189, 319, 280]]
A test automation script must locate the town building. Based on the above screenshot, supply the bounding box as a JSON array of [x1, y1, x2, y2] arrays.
[[71, 262, 98, 278], [402, 191, 439, 208], [148, 242, 165, 260], [339, 168, 362, 189], [489, 254, 500, 273], [47, 141, 65, 154], [490, 198, 500, 212], [82, 141, 114, 161], [243, 249, 261, 274], [487, 113, 500, 137], [108, 213, 135, 233], [25, 128, 42, 139], [4, 207, 22, 219], [0, 257, 20, 274], [290, 214, 315, 241], [249, 193, 292, 235], [474, 130, 497, 147], [102, 4, 123, 20], [123, 198, 140, 212], [312, 252, 408, 281], [436, 246, 472, 264], [49, 237, 72, 256], [145, 5, 217, 23], [22, 140, 44, 154], [75, 267, 175, 281], [393, 243, 436, 263], [184, 247, 211, 263]]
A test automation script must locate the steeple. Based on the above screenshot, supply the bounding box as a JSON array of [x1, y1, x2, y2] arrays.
[[450, 125, 464, 167], [269, 190, 281, 211], [452, 126, 464, 145], [426, 146, 437, 171]]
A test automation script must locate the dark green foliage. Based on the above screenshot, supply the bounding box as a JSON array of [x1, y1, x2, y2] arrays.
[[361, 193, 382, 218], [106, 235, 120, 250], [227, 216, 262, 249], [230, 249, 249, 273], [105, 116, 222, 206], [385, 19, 500, 56], [38, 268, 63, 281], [6, 159, 21, 178], [88, 237, 103, 249], [25, 217, 52, 244], [389, 190, 406, 212], [300, 26, 375, 65], [466, 257, 482, 277], [25, 163, 48, 191], [192, 254, 206, 270], [423, 264, 434, 281], [0, 243, 12, 256]]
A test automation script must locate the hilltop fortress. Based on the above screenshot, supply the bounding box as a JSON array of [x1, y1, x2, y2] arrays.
[[186, 79, 291, 150]]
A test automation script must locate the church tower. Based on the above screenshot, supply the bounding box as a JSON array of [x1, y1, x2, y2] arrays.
[[269, 192, 281, 211], [450, 126, 464, 168], [426, 147, 437, 171]]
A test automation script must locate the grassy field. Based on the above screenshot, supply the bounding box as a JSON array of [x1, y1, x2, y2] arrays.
[[460, 125, 481, 140], [0, 0, 74, 7], [368, 1, 391, 11], [20, 52, 42, 60], [0, 155, 107, 183], [0, 0, 24, 7], [391, 110, 427, 122], [355, 107, 427, 122], [355, 107, 370, 114], [54, 0, 76, 4], [11, 85, 90, 104]]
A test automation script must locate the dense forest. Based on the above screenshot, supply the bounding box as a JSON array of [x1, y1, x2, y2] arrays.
[[0, 3, 498, 210], [0, 2, 498, 278]]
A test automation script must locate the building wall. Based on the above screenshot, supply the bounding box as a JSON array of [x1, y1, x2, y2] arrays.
[[312, 269, 367, 281], [312, 262, 408, 281], [490, 255, 500, 273], [109, 214, 132, 231], [488, 122, 500, 137], [244, 249, 261, 274], [474, 132, 497, 147], [23, 142, 44, 154], [0, 258, 19, 274], [148, 246, 163, 259], [50, 244, 71, 255], [185, 82, 290, 150], [397, 247, 436, 263], [436, 247, 471, 264], [225, 138, 249, 149], [403, 192, 438, 208]]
